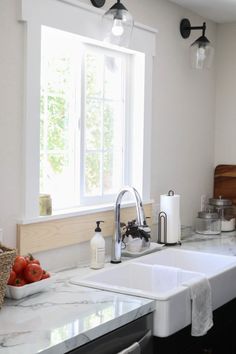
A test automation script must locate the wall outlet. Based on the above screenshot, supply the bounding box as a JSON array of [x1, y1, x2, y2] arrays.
[[200, 195, 208, 211], [0, 229, 3, 243], [152, 203, 160, 224]]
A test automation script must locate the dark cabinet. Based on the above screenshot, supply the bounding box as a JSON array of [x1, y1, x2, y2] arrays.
[[67, 312, 153, 354], [67, 298, 236, 354]]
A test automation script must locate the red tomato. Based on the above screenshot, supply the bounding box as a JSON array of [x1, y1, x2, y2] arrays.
[[25, 254, 40, 266], [13, 256, 27, 274], [23, 263, 43, 283], [13, 276, 26, 287], [41, 270, 50, 280], [24, 255, 31, 264], [7, 270, 16, 285], [29, 259, 40, 265]]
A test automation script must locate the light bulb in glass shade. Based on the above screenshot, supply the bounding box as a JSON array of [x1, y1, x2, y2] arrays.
[[197, 47, 206, 61], [195, 46, 206, 69], [190, 39, 214, 70], [112, 19, 124, 36]]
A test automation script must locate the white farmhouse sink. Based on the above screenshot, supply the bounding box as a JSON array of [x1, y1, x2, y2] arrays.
[[71, 261, 204, 337], [71, 248, 236, 337], [135, 248, 236, 310]]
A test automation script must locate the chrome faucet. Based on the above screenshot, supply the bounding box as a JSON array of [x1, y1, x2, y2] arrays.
[[111, 186, 147, 263]]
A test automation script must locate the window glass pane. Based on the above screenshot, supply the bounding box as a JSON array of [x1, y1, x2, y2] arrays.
[[40, 27, 78, 210], [47, 95, 68, 152], [83, 49, 125, 199], [85, 152, 101, 196], [103, 102, 123, 194], [104, 56, 123, 100], [85, 99, 102, 150], [103, 151, 122, 194], [85, 53, 103, 98], [40, 27, 129, 209], [103, 102, 123, 150], [103, 102, 114, 151]]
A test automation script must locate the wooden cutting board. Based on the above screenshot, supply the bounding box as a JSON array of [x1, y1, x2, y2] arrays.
[[214, 165, 236, 205]]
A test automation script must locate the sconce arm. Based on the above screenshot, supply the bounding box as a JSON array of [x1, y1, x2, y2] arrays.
[[180, 18, 206, 39]]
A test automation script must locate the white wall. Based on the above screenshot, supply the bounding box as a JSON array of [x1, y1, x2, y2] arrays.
[[215, 23, 236, 166], [0, 0, 24, 247], [68, 0, 217, 227], [0, 0, 216, 248]]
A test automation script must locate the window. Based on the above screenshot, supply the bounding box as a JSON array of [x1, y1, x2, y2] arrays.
[[40, 27, 131, 210], [19, 0, 155, 220]]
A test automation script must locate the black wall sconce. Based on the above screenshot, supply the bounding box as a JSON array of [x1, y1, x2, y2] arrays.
[[90, 0, 133, 47], [180, 18, 214, 70], [90, 0, 105, 7]]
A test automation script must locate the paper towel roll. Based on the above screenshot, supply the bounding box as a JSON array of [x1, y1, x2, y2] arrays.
[[160, 192, 181, 244]]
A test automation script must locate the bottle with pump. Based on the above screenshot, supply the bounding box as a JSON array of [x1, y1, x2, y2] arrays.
[[90, 221, 105, 269]]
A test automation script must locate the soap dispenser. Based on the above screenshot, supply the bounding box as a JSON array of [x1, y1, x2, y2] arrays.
[[90, 221, 105, 269]]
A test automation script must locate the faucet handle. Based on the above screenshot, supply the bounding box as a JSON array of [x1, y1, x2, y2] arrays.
[[143, 216, 151, 226]]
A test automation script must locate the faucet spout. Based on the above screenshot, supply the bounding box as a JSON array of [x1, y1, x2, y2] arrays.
[[111, 186, 147, 264]]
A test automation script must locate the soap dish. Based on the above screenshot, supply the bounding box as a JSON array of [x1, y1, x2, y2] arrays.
[[122, 242, 165, 257]]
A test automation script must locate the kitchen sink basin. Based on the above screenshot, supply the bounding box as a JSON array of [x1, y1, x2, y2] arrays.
[[71, 261, 204, 337], [71, 248, 236, 337], [134, 248, 236, 276], [135, 248, 236, 310], [71, 262, 201, 300]]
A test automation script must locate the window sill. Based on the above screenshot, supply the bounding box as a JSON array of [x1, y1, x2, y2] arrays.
[[18, 200, 154, 225]]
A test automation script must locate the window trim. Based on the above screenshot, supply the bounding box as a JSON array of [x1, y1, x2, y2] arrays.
[[18, 0, 157, 220]]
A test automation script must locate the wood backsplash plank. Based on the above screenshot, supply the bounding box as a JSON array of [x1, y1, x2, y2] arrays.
[[17, 204, 152, 254]]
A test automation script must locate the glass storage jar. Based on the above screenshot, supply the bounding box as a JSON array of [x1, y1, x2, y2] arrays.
[[195, 211, 221, 235], [209, 197, 235, 232], [39, 194, 52, 216]]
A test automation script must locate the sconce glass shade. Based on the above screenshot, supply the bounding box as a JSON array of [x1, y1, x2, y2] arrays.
[[190, 35, 214, 70], [102, 1, 134, 47]]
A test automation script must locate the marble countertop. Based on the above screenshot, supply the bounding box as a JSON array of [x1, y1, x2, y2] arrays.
[[0, 266, 155, 354], [180, 230, 236, 256], [1, 231, 236, 354]]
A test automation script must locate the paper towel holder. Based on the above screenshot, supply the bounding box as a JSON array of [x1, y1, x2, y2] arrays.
[[158, 211, 167, 244], [157, 190, 182, 246]]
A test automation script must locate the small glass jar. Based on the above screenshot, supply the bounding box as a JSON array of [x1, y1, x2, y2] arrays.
[[209, 197, 235, 232], [195, 211, 221, 235], [39, 194, 52, 216]]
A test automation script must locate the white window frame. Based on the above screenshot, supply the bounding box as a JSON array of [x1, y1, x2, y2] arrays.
[[40, 31, 132, 209], [18, 0, 157, 221]]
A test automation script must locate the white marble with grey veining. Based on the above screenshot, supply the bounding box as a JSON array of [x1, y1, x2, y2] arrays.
[[180, 230, 236, 256], [0, 265, 155, 354]]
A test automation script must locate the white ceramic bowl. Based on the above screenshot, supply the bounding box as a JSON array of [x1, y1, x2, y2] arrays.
[[5, 274, 55, 300]]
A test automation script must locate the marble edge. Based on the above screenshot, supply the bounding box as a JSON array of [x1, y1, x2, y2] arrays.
[[42, 300, 155, 354]]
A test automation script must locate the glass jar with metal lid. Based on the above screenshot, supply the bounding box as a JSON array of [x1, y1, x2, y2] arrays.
[[195, 210, 221, 235], [208, 197, 235, 232]]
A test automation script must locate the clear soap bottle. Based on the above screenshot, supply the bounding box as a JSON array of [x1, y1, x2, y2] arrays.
[[90, 221, 105, 269]]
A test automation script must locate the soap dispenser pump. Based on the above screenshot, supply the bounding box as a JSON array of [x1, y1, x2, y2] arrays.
[[90, 221, 105, 269]]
